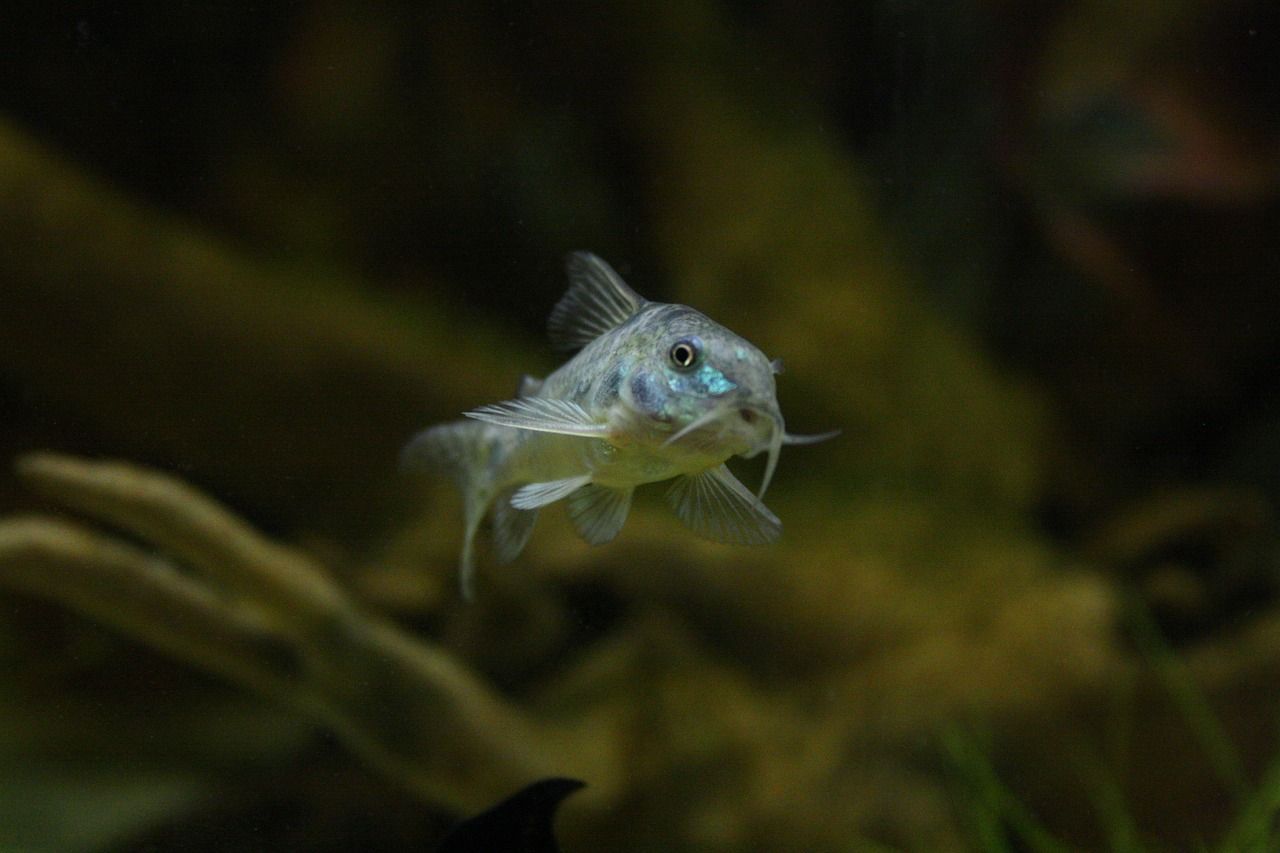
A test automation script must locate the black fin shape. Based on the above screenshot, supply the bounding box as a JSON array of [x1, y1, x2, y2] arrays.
[[547, 252, 646, 350], [435, 777, 585, 853]]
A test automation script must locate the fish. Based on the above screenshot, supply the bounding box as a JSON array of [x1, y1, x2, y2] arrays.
[[403, 252, 837, 599], [433, 777, 584, 852]]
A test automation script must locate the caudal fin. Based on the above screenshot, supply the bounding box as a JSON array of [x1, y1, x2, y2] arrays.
[[402, 421, 496, 599], [401, 420, 488, 483], [402, 421, 536, 599]]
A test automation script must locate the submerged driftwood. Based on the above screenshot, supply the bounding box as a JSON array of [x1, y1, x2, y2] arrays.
[[0, 452, 614, 816], [1, 2, 1277, 848], [5, 452, 1279, 849]]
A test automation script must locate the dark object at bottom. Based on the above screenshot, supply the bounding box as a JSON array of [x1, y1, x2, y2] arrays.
[[435, 777, 586, 852]]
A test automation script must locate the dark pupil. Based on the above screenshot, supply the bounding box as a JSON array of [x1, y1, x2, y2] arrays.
[[672, 344, 693, 366]]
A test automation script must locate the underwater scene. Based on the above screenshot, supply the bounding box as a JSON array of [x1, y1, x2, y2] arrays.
[[2, 2, 1279, 850]]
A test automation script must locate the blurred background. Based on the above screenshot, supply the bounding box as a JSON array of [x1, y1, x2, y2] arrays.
[[1, 1, 1279, 850]]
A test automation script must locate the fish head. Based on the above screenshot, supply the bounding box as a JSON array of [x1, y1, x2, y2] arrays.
[[619, 305, 785, 480]]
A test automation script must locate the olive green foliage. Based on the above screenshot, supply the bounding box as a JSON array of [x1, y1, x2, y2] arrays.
[[1, 1, 1278, 850]]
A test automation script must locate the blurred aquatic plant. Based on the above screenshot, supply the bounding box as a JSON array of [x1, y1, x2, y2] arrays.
[[944, 594, 1280, 853], [0, 0, 1278, 849], [0, 453, 606, 813], [944, 727, 1072, 853]]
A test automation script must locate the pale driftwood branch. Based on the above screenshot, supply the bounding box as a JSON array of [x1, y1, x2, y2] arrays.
[[0, 516, 298, 695], [17, 452, 351, 631], [0, 453, 615, 814]]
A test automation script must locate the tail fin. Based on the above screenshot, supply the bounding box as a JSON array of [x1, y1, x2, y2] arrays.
[[401, 420, 491, 488], [402, 420, 538, 599]]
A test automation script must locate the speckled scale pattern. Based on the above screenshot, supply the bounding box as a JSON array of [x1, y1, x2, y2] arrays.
[[408, 252, 806, 598]]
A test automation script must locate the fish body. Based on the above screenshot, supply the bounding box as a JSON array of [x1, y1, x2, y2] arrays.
[[404, 252, 834, 598]]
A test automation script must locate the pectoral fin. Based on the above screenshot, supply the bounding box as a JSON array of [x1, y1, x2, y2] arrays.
[[465, 398, 606, 438], [666, 465, 781, 545], [511, 474, 593, 510], [567, 484, 633, 545]]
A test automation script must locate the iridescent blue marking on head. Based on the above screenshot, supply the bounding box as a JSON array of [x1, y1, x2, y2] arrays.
[[666, 363, 736, 397], [697, 363, 736, 395]]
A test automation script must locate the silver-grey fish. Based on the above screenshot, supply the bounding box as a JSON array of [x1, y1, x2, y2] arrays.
[[404, 252, 836, 598]]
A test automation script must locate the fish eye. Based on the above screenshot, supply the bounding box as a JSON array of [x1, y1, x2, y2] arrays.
[[669, 338, 701, 370]]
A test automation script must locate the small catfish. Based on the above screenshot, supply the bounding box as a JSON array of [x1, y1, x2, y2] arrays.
[[403, 252, 836, 598]]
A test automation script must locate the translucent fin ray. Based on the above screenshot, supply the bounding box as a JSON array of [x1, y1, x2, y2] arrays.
[[547, 252, 646, 350], [465, 398, 606, 437], [459, 511, 481, 601], [665, 465, 781, 545], [399, 421, 487, 480], [567, 484, 633, 545], [398, 420, 496, 601], [512, 474, 593, 510], [490, 487, 538, 564]]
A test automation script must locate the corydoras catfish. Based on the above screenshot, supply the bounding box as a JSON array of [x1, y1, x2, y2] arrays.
[[403, 252, 836, 599]]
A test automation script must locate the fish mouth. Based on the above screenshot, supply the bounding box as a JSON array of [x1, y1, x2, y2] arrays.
[[662, 403, 842, 500], [663, 402, 785, 501]]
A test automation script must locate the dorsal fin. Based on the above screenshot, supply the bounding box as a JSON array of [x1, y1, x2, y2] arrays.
[[547, 252, 646, 350]]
